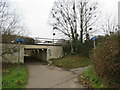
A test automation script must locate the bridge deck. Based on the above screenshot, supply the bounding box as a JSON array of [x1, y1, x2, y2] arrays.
[[24, 45, 48, 49]]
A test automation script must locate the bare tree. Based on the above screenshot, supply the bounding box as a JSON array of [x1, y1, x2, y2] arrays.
[[77, 0, 99, 42], [101, 14, 118, 35], [51, 0, 77, 41], [0, 0, 25, 40], [0, 0, 25, 56], [50, 0, 78, 53], [50, 0, 99, 41], [50, 0, 99, 52]]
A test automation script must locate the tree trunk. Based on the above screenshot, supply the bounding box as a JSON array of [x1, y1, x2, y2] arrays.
[[80, 7, 83, 43]]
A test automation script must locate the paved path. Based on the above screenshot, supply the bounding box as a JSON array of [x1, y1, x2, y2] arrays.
[[26, 62, 89, 88]]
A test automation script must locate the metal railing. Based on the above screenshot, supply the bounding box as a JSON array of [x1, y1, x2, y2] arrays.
[[33, 37, 68, 45]]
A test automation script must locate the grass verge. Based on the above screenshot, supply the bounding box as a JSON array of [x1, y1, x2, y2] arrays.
[[2, 64, 28, 88], [51, 55, 91, 69], [78, 66, 109, 88]]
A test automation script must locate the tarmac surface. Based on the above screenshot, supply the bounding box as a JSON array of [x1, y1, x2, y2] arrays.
[[26, 62, 89, 88]]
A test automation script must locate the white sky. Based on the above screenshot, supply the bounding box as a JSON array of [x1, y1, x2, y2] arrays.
[[11, 0, 119, 39]]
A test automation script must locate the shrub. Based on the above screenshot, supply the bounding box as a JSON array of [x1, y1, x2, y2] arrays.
[[72, 40, 94, 57], [62, 42, 71, 55], [92, 34, 120, 88], [63, 40, 94, 57]]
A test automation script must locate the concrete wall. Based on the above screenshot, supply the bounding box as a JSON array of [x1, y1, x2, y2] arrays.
[[24, 49, 33, 56], [47, 46, 63, 60], [31, 49, 47, 61], [2, 44, 24, 63], [36, 49, 47, 61], [24, 45, 47, 49]]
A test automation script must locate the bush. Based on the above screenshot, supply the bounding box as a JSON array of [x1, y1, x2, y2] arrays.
[[92, 34, 120, 88], [63, 40, 94, 57], [62, 42, 71, 55], [76, 40, 93, 57]]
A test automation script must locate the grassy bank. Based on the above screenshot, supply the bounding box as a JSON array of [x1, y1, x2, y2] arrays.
[[78, 67, 109, 88], [51, 55, 91, 69], [2, 64, 28, 88]]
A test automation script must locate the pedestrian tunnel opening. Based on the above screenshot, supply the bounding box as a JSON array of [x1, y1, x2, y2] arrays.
[[24, 49, 47, 64]]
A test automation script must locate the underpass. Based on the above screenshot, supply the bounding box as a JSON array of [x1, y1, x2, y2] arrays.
[[2, 44, 64, 64], [24, 48, 47, 63]]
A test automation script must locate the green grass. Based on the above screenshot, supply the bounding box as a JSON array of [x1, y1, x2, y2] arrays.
[[51, 55, 91, 69], [78, 66, 109, 88], [2, 65, 28, 88]]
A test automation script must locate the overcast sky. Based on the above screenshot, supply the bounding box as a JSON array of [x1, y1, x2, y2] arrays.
[[11, 0, 119, 39]]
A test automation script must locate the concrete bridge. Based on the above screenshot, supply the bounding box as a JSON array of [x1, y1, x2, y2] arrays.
[[2, 44, 64, 63]]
